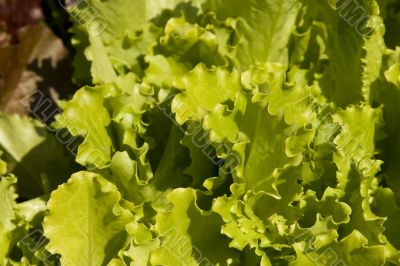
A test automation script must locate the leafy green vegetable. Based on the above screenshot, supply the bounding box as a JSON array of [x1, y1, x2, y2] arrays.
[[2, 0, 400, 265], [43, 171, 133, 266]]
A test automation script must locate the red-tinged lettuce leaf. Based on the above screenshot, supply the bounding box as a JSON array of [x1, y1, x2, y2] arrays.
[[0, 24, 73, 116], [0, 0, 43, 44]]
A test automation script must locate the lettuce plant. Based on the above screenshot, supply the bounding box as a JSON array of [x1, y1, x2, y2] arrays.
[[1, 0, 400, 265]]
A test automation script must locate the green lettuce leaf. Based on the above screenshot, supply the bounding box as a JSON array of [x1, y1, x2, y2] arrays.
[[43, 171, 133, 266]]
